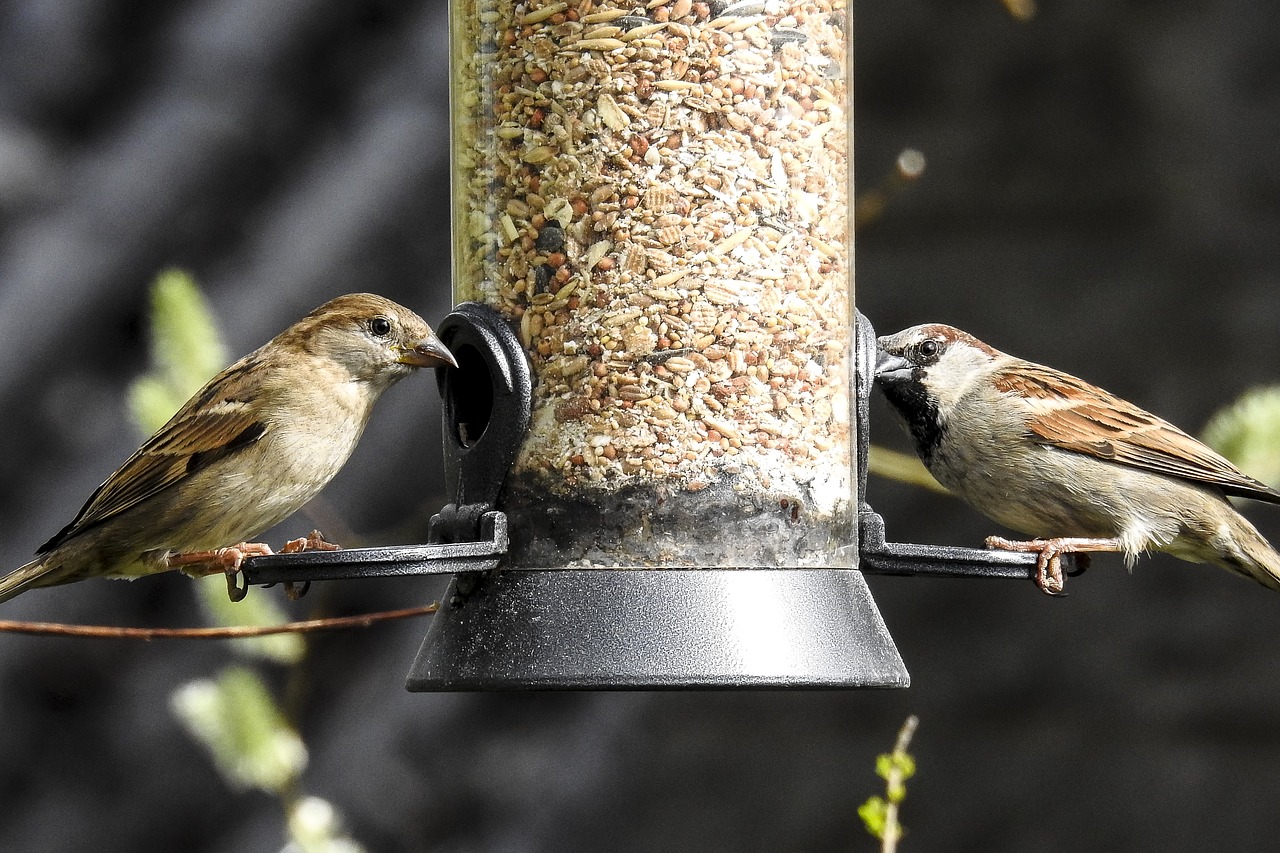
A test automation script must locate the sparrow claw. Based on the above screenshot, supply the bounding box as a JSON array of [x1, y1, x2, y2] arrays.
[[1036, 549, 1067, 596], [226, 568, 249, 602], [281, 529, 341, 554], [985, 536, 1067, 595], [279, 531, 337, 599]]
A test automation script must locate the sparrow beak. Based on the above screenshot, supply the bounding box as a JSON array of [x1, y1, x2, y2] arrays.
[[874, 349, 914, 384], [398, 333, 458, 369]]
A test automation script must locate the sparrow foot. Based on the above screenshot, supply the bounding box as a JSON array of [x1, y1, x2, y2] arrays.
[[985, 536, 1122, 596], [277, 530, 342, 599], [169, 542, 276, 601], [281, 529, 341, 554]]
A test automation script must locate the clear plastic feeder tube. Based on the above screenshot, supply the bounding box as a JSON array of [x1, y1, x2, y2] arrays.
[[451, 0, 853, 566]]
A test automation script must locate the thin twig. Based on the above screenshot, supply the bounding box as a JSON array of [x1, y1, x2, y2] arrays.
[[881, 715, 920, 853], [0, 603, 439, 639]]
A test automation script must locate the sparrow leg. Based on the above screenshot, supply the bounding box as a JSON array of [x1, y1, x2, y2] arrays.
[[278, 530, 341, 599], [985, 536, 1123, 595], [167, 543, 276, 602]]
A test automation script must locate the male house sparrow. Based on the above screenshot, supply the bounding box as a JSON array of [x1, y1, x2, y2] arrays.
[[875, 323, 1280, 595], [0, 293, 456, 604]]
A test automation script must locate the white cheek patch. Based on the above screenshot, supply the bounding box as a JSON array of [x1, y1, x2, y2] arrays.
[[922, 346, 998, 414]]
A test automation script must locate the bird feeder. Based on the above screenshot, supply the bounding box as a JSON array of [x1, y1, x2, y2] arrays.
[[241, 0, 1078, 689]]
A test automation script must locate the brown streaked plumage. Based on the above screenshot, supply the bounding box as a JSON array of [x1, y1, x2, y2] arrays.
[[992, 364, 1280, 503], [0, 293, 456, 604], [875, 322, 1280, 595]]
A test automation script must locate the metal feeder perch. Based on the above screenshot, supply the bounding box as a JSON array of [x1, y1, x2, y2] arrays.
[[241, 305, 1077, 690]]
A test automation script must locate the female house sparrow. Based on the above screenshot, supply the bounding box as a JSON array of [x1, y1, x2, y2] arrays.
[[0, 293, 456, 604], [875, 323, 1280, 595]]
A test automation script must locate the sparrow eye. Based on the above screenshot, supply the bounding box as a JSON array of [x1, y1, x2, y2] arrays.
[[368, 316, 393, 338], [916, 339, 941, 361]]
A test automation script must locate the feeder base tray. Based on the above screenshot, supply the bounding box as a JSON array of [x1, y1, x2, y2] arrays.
[[406, 568, 909, 690]]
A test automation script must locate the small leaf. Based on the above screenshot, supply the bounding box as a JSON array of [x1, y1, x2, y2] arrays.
[[128, 268, 228, 433], [1203, 385, 1280, 489], [857, 796, 888, 839], [875, 751, 917, 782], [285, 796, 368, 853], [170, 666, 307, 793], [876, 751, 916, 803]]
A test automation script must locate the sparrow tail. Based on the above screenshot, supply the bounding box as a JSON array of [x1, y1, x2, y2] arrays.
[[1220, 512, 1280, 593], [0, 558, 60, 604], [1243, 539, 1280, 593]]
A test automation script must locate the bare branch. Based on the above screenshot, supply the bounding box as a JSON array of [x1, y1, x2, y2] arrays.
[[0, 603, 439, 639]]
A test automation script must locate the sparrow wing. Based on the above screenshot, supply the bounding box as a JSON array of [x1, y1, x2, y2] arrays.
[[38, 361, 269, 554], [994, 362, 1280, 504]]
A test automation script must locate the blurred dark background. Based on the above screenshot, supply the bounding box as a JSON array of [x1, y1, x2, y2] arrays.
[[2, 1, 1279, 850]]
